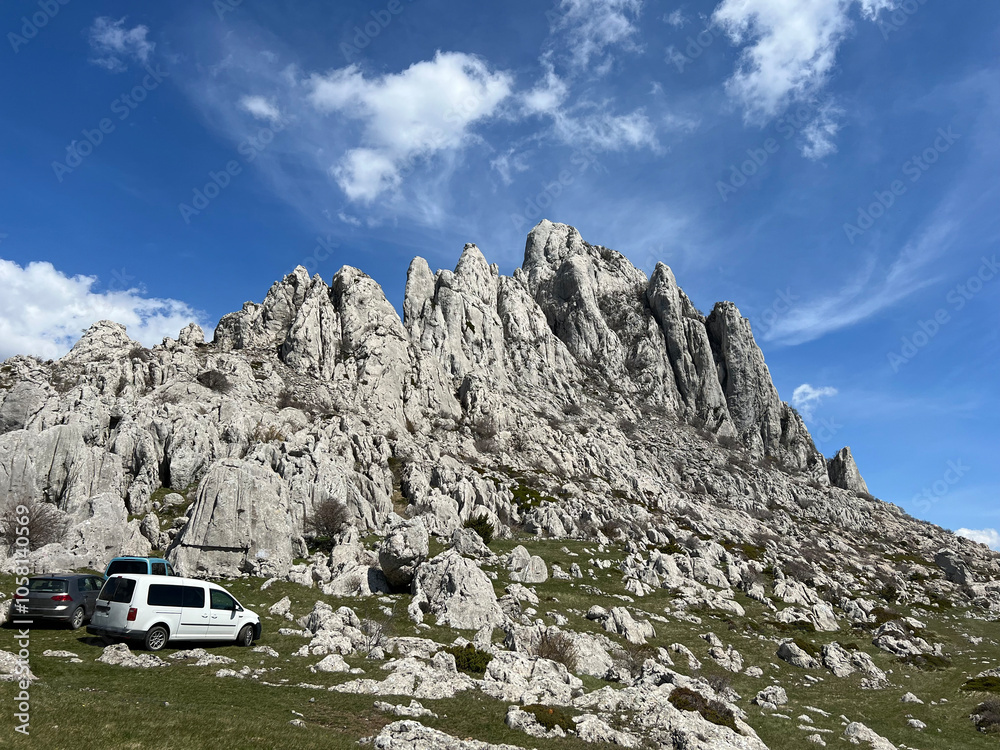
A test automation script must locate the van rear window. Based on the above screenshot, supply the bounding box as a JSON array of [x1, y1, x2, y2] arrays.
[[98, 577, 136, 603], [28, 579, 68, 593], [107, 560, 148, 575]]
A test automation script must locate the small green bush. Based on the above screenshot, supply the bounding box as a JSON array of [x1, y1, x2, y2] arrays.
[[523, 704, 575, 732], [445, 644, 493, 676], [668, 686, 738, 732], [463, 513, 494, 546], [792, 637, 822, 658], [900, 653, 952, 671], [766, 620, 817, 634], [963, 677, 1000, 693]]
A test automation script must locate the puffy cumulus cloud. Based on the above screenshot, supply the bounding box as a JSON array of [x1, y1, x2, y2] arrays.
[[956, 528, 1000, 551], [239, 95, 282, 123], [0, 259, 208, 361], [712, 0, 898, 122], [307, 52, 513, 203], [551, 0, 644, 73], [791, 383, 838, 420], [88, 16, 155, 73]]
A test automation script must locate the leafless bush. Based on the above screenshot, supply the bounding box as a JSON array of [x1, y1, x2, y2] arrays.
[[197, 369, 232, 394], [0, 499, 67, 552], [305, 499, 349, 542], [249, 421, 285, 444], [612, 641, 657, 678], [534, 631, 579, 672], [360, 604, 398, 656]]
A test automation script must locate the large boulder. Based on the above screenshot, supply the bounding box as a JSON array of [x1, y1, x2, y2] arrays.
[[379, 518, 429, 589], [412, 550, 503, 630], [935, 548, 974, 586], [169, 459, 293, 578]]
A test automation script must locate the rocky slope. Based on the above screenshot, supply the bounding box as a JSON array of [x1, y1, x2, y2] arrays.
[[1, 220, 999, 747]]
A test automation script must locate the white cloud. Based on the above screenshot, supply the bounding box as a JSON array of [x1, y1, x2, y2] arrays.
[[791, 383, 838, 420], [551, 0, 644, 73], [88, 16, 154, 73], [664, 9, 688, 28], [521, 64, 570, 117], [307, 52, 514, 203], [712, 0, 899, 124], [0, 259, 208, 361], [956, 528, 1000, 551], [553, 106, 659, 152], [800, 100, 844, 159], [239, 95, 282, 123]]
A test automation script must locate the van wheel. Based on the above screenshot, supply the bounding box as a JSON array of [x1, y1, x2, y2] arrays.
[[145, 625, 168, 651], [69, 607, 86, 630], [237, 625, 254, 647]]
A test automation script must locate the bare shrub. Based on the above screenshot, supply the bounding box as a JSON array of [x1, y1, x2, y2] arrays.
[[612, 641, 657, 678], [305, 499, 349, 547], [360, 603, 397, 656], [249, 421, 285, 444], [0, 499, 67, 552], [534, 631, 579, 672], [197, 369, 232, 394]]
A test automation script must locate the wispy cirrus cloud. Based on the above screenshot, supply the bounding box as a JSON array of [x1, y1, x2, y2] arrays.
[[88, 16, 155, 72]]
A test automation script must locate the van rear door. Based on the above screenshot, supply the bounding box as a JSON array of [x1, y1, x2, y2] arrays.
[[91, 576, 137, 632]]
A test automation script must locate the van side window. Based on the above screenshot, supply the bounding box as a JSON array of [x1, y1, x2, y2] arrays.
[[210, 589, 237, 611], [182, 586, 205, 609], [151, 563, 166, 576], [148, 584, 185, 607]]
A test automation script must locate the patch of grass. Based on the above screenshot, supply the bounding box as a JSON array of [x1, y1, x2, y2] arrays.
[[668, 686, 738, 732], [523, 704, 576, 732], [765, 619, 817, 634], [792, 637, 822, 658]]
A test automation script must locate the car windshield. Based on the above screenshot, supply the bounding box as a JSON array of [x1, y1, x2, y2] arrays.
[[106, 560, 148, 575], [28, 579, 68, 593]]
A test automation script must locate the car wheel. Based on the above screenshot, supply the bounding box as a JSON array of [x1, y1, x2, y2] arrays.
[[237, 625, 254, 647], [69, 606, 86, 630], [144, 625, 168, 651]]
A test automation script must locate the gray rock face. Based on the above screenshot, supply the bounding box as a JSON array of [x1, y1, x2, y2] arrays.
[[379, 518, 429, 589], [169, 459, 293, 578], [412, 550, 503, 630], [828, 447, 870, 494], [935, 548, 974, 586]]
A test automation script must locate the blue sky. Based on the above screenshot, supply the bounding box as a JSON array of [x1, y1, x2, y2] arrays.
[[0, 0, 998, 542]]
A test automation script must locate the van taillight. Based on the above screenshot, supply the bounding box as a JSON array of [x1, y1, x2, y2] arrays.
[[127, 607, 137, 622], [51, 594, 72, 602]]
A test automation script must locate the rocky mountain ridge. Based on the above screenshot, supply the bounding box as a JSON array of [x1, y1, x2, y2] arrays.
[[0, 220, 995, 602]]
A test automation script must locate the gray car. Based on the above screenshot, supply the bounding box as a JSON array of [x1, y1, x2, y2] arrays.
[[13, 574, 105, 629]]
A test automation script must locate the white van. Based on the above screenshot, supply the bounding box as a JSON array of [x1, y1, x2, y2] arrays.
[[87, 574, 261, 651]]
